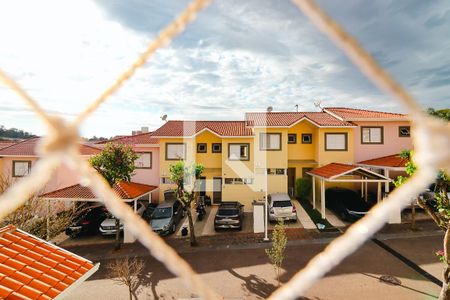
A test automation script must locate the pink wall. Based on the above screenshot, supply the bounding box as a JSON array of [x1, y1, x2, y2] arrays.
[[130, 146, 160, 202], [1, 157, 81, 193], [354, 121, 413, 162]]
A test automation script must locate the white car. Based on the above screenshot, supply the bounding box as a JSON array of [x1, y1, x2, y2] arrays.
[[99, 202, 148, 235], [268, 193, 297, 222]]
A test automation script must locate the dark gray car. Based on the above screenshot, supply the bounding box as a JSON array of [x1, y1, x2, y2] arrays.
[[150, 200, 184, 235]]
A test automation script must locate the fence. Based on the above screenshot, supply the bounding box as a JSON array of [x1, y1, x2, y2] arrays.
[[0, 0, 449, 299]]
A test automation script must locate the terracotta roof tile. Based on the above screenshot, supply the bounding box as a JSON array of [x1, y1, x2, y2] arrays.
[[324, 107, 408, 120], [0, 225, 97, 299], [40, 181, 158, 200], [0, 140, 19, 150], [96, 132, 159, 145], [308, 163, 357, 179], [358, 154, 408, 168], [0, 137, 101, 156], [245, 112, 354, 127], [152, 120, 253, 137]]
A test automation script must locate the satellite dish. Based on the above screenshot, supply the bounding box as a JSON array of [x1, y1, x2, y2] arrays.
[[266, 106, 273, 113], [161, 114, 168, 121]]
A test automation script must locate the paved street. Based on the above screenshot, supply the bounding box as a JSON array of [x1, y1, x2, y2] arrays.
[[65, 232, 444, 300]]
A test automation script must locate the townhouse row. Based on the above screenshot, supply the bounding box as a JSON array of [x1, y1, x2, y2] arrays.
[[0, 107, 412, 211]]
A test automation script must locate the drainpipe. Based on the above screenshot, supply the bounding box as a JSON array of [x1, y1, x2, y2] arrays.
[[263, 172, 269, 242]]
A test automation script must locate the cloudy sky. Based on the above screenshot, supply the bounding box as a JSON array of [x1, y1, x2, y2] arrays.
[[0, 0, 449, 137]]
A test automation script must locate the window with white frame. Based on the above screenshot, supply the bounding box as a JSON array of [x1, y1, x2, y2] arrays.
[[135, 152, 152, 169], [302, 133, 312, 144], [325, 133, 348, 151], [212, 143, 222, 153], [288, 134, 297, 144], [13, 161, 31, 177], [361, 127, 383, 144], [224, 178, 253, 185], [267, 168, 286, 175], [166, 143, 186, 160], [260, 133, 281, 150], [228, 143, 249, 160], [161, 177, 174, 184]]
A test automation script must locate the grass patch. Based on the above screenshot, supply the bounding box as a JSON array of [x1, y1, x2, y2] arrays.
[[297, 198, 339, 232]]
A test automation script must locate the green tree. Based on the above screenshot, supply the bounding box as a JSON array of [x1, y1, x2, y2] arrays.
[[169, 161, 204, 246], [265, 221, 287, 286], [428, 108, 450, 121], [90, 142, 138, 250], [394, 150, 450, 299]]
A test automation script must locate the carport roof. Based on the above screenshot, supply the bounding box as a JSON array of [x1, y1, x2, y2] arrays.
[[40, 181, 158, 200], [0, 225, 98, 299], [307, 163, 390, 181]]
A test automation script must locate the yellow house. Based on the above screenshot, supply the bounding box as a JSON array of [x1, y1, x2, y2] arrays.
[[152, 111, 356, 211]]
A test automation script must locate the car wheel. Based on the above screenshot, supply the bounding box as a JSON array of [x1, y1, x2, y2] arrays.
[[238, 225, 242, 231]]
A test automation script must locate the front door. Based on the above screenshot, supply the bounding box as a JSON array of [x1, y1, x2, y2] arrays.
[[213, 177, 222, 204], [287, 168, 296, 197], [199, 176, 206, 197]]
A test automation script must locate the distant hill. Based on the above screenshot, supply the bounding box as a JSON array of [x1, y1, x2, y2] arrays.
[[0, 125, 35, 140]]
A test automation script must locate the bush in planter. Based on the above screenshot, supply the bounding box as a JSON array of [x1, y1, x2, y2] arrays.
[[296, 178, 312, 200]]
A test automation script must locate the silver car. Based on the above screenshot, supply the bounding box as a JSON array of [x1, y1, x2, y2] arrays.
[[150, 200, 184, 235], [268, 193, 297, 222]]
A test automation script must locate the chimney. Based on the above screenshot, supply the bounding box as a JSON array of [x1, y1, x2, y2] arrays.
[[141, 126, 149, 133]]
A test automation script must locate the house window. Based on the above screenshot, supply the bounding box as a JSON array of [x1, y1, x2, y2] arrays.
[[135, 152, 152, 169], [12, 161, 31, 177], [228, 143, 250, 161], [361, 126, 383, 144], [224, 178, 253, 185], [161, 177, 174, 184], [302, 134, 312, 144], [260, 133, 281, 150], [325, 133, 348, 151], [197, 143, 207, 153], [288, 134, 297, 144], [212, 143, 222, 153], [399, 126, 410, 137], [166, 143, 186, 160], [267, 168, 286, 175]]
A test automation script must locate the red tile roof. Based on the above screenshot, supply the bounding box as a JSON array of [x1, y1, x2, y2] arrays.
[[96, 132, 158, 145], [0, 138, 101, 156], [324, 107, 408, 121], [0, 140, 18, 150], [245, 112, 354, 127], [358, 154, 408, 168], [0, 225, 97, 299], [307, 163, 357, 179], [41, 182, 158, 200], [152, 121, 253, 137]]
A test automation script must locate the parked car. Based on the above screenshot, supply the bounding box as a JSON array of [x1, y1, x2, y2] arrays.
[[150, 200, 184, 235], [65, 205, 107, 238], [142, 203, 158, 221], [99, 201, 148, 235], [325, 187, 370, 222], [214, 201, 244, 231], [268, 193, 297, 222], [164, 189, 177, 201]]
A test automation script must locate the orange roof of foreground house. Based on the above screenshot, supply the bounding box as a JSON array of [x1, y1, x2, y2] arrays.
[[358, 154, 408, 168], [324, 107, 407, 121], [245, 112, 355, 127], [0, 225, 98, 299], [0, 138, 101, 156], [95, 132, 159, 145], [152, 120, 253, 137], [41, 181, 158, 200]]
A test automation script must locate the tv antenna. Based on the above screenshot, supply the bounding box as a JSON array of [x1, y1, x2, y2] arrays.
[[161, 114, 168, 122], [314, 101, 323, 110], [266, 106, 273, 113]]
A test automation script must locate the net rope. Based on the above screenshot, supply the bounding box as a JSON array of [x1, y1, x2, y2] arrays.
[[0, 0, 449, 299]]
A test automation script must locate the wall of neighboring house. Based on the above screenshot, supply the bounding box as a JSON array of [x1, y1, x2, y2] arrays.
[[353, 121, 412, 162], [131, 146, 160, 202], [0, 156, 81, 193]]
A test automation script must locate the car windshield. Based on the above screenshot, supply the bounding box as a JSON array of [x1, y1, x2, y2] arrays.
[[152, 207, 172, 219], [272, 200, 292, 207], [218, 208, 238, 216]]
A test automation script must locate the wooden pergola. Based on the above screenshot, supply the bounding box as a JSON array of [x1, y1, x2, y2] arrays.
[[307, 163, 391, 219]]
